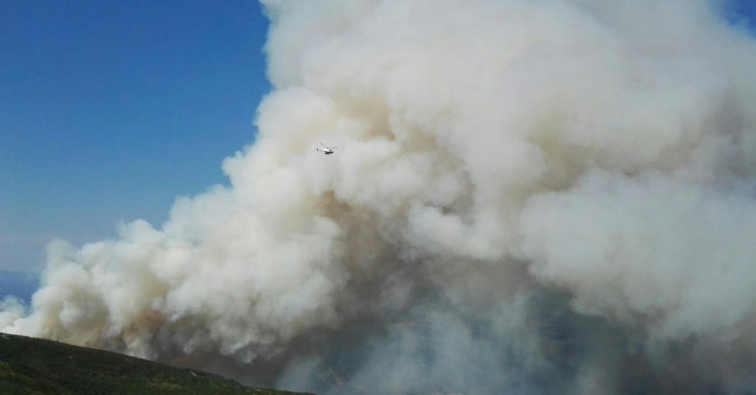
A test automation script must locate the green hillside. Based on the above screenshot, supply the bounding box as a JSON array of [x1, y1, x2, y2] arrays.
[[0, 333, 312, 395]]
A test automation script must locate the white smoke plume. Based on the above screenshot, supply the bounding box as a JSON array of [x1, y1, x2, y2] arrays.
[[4, 0, 756, 393]]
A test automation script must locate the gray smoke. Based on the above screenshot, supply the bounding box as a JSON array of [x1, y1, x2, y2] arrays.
[[4, 0, 756, 393]]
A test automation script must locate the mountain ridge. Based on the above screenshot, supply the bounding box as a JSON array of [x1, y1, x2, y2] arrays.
[[0, 332, 312, 395]]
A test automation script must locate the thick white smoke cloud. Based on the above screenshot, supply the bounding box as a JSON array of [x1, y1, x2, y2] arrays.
[[4, 0, 756, 393]]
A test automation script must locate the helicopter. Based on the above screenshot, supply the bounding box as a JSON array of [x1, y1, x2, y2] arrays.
[[314, 143, 338, 155]]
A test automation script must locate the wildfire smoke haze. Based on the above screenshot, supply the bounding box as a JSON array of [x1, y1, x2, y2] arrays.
[[4, 0, 756, 394]]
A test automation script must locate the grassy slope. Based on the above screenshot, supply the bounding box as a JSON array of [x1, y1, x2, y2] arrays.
[[0, 333, 312, 395]]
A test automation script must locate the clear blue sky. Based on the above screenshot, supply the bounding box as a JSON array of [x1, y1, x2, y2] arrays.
[[1, 1, 270, 271], [1, 1, 755, 273]]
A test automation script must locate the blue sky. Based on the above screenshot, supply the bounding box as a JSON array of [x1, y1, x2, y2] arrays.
[[1, 1, 756, 274], [728, 0, 756, 27], [1, 1, 270, 271]]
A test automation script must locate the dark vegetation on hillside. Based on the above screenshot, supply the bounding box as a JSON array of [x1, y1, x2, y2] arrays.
[[0, 333, 313, 395]]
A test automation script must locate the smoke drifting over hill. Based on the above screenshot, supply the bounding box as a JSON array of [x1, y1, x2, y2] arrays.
[[4, 0, 756, 393]]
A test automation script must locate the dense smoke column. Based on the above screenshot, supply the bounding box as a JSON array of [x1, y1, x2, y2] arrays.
[[4, 0, 756, 394]]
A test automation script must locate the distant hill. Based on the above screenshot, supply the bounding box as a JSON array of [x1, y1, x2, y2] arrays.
[[0, 333, 313, 395], [0, 270, 39, 303]]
